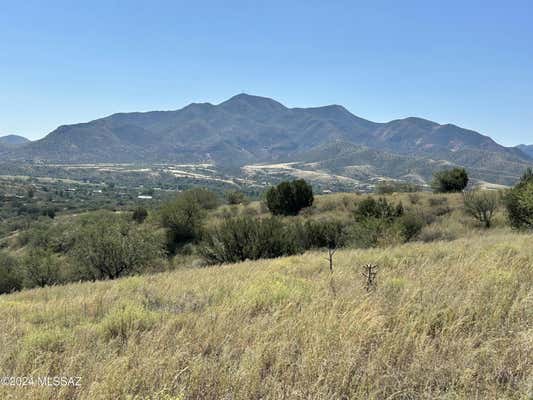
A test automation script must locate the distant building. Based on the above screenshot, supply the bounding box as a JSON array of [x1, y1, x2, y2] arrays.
[[137, 195, 153, 200]]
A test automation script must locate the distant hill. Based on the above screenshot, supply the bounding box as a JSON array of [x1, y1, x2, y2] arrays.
[[1, 94, 530, 185], [516, 144, 533, 158], [0, 134, 30, 146]]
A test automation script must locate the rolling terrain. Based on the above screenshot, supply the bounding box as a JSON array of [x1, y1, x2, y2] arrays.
[[0, 226, 531, 399]]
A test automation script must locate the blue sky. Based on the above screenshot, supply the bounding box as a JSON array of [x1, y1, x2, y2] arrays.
[[1, 0, 532, 145]]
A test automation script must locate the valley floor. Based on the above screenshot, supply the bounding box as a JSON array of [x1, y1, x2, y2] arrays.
[[0, 230, 532, 399]]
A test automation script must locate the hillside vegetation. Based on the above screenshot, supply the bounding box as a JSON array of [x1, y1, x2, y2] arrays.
[[1, 224, 532, 399], [2, 172, 533, 399]]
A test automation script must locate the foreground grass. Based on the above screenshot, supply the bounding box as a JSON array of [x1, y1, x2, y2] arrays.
[[0, 231, 532, 399]]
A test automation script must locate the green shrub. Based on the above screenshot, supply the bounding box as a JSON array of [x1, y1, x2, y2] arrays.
[[353, 197, 403, 221], [349, 197, 411, 247], [0, 252, 22, 294], [431, 168, 469, 193], [265, 179, 314, 216], [182, 188, 220, 210], [15, 222, 75, 253], [71, 212, 164, 280], [505, 169, 533, 229], [298, 219, 347, 250], [463, 190, 499, 228], [160, 194, 205, 253], [348, 217, 403, 248], [397, 212, 425, 241], [199, 216, 300, 264], [22, 328, 70, 354], [132, 206, 148, 223], [225, 190, 248, 205], [22, 248, 63, 287]]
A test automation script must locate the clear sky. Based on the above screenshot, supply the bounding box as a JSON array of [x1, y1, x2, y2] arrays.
[[1, 0, 532, 145]]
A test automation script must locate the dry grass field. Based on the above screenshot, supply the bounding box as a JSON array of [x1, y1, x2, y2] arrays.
[[1, 226, 531, 399]]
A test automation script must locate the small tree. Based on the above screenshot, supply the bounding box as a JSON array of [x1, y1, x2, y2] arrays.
[[463, 190, 499, 228], [160, 194, 205, 253], [266, 179, 314, 216], [22, 249, 62, 287], [183, 188, 220, 210], [225, 190, 248, 205], [72, 213, 163, 280], [431, 168, 469, 193], [505, 168, 533, 229], [313, 220, 346, 272], [0, 252, 22, 294]]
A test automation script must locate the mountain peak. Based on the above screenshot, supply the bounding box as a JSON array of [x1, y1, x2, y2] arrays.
[[219, 93, 287, 113]]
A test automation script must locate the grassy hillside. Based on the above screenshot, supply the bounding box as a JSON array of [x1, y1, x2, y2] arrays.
[[1, 229, 531, 399]]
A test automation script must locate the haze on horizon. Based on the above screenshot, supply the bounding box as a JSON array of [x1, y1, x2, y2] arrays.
[[1, 0, 532, 146]]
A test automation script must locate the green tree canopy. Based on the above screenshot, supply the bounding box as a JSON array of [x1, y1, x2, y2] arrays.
[[265, 179, 314, 216], [431, 168, 469, 193]]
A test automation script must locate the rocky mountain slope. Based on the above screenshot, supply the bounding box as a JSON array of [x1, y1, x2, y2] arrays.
[[2, 94, 530, 185]]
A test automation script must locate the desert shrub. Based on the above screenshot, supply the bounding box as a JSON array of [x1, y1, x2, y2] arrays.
[[265, 179, 314, 216], [463, 190, 499, 228], [375, 181, 420, 194], [349, 197, 409, 247], [160, 194, 205, 253], [505, 168, 533, 229], [348, 217, 404, 248], [353, 197, 403, 221], [15, 222, 75, 254], [426, 197, 452, 220], [298, 219, 347, 250], [183, 188, 220, 210], [22, 248, 63, 287], [22, 328, 70, 355], [0, 252, 23, 294], [397, 212, 425, 241], [132, 206, 148, 223], [199, 216, 300, 264], [71, 212, 164, 280], [431, 167, 469, 193], [225, 190, 248, 205]]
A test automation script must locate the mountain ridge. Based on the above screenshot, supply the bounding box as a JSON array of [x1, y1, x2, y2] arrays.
[[516, 144, 533, 159], [1, 93, 530, 185]]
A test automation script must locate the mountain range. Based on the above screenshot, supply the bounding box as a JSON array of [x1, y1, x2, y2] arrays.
[[1, 94, 531, 186], [516, 144, 533, 159]]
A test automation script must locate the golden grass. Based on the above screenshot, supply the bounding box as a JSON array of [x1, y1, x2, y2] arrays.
[[1, 231, 532, 399]]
